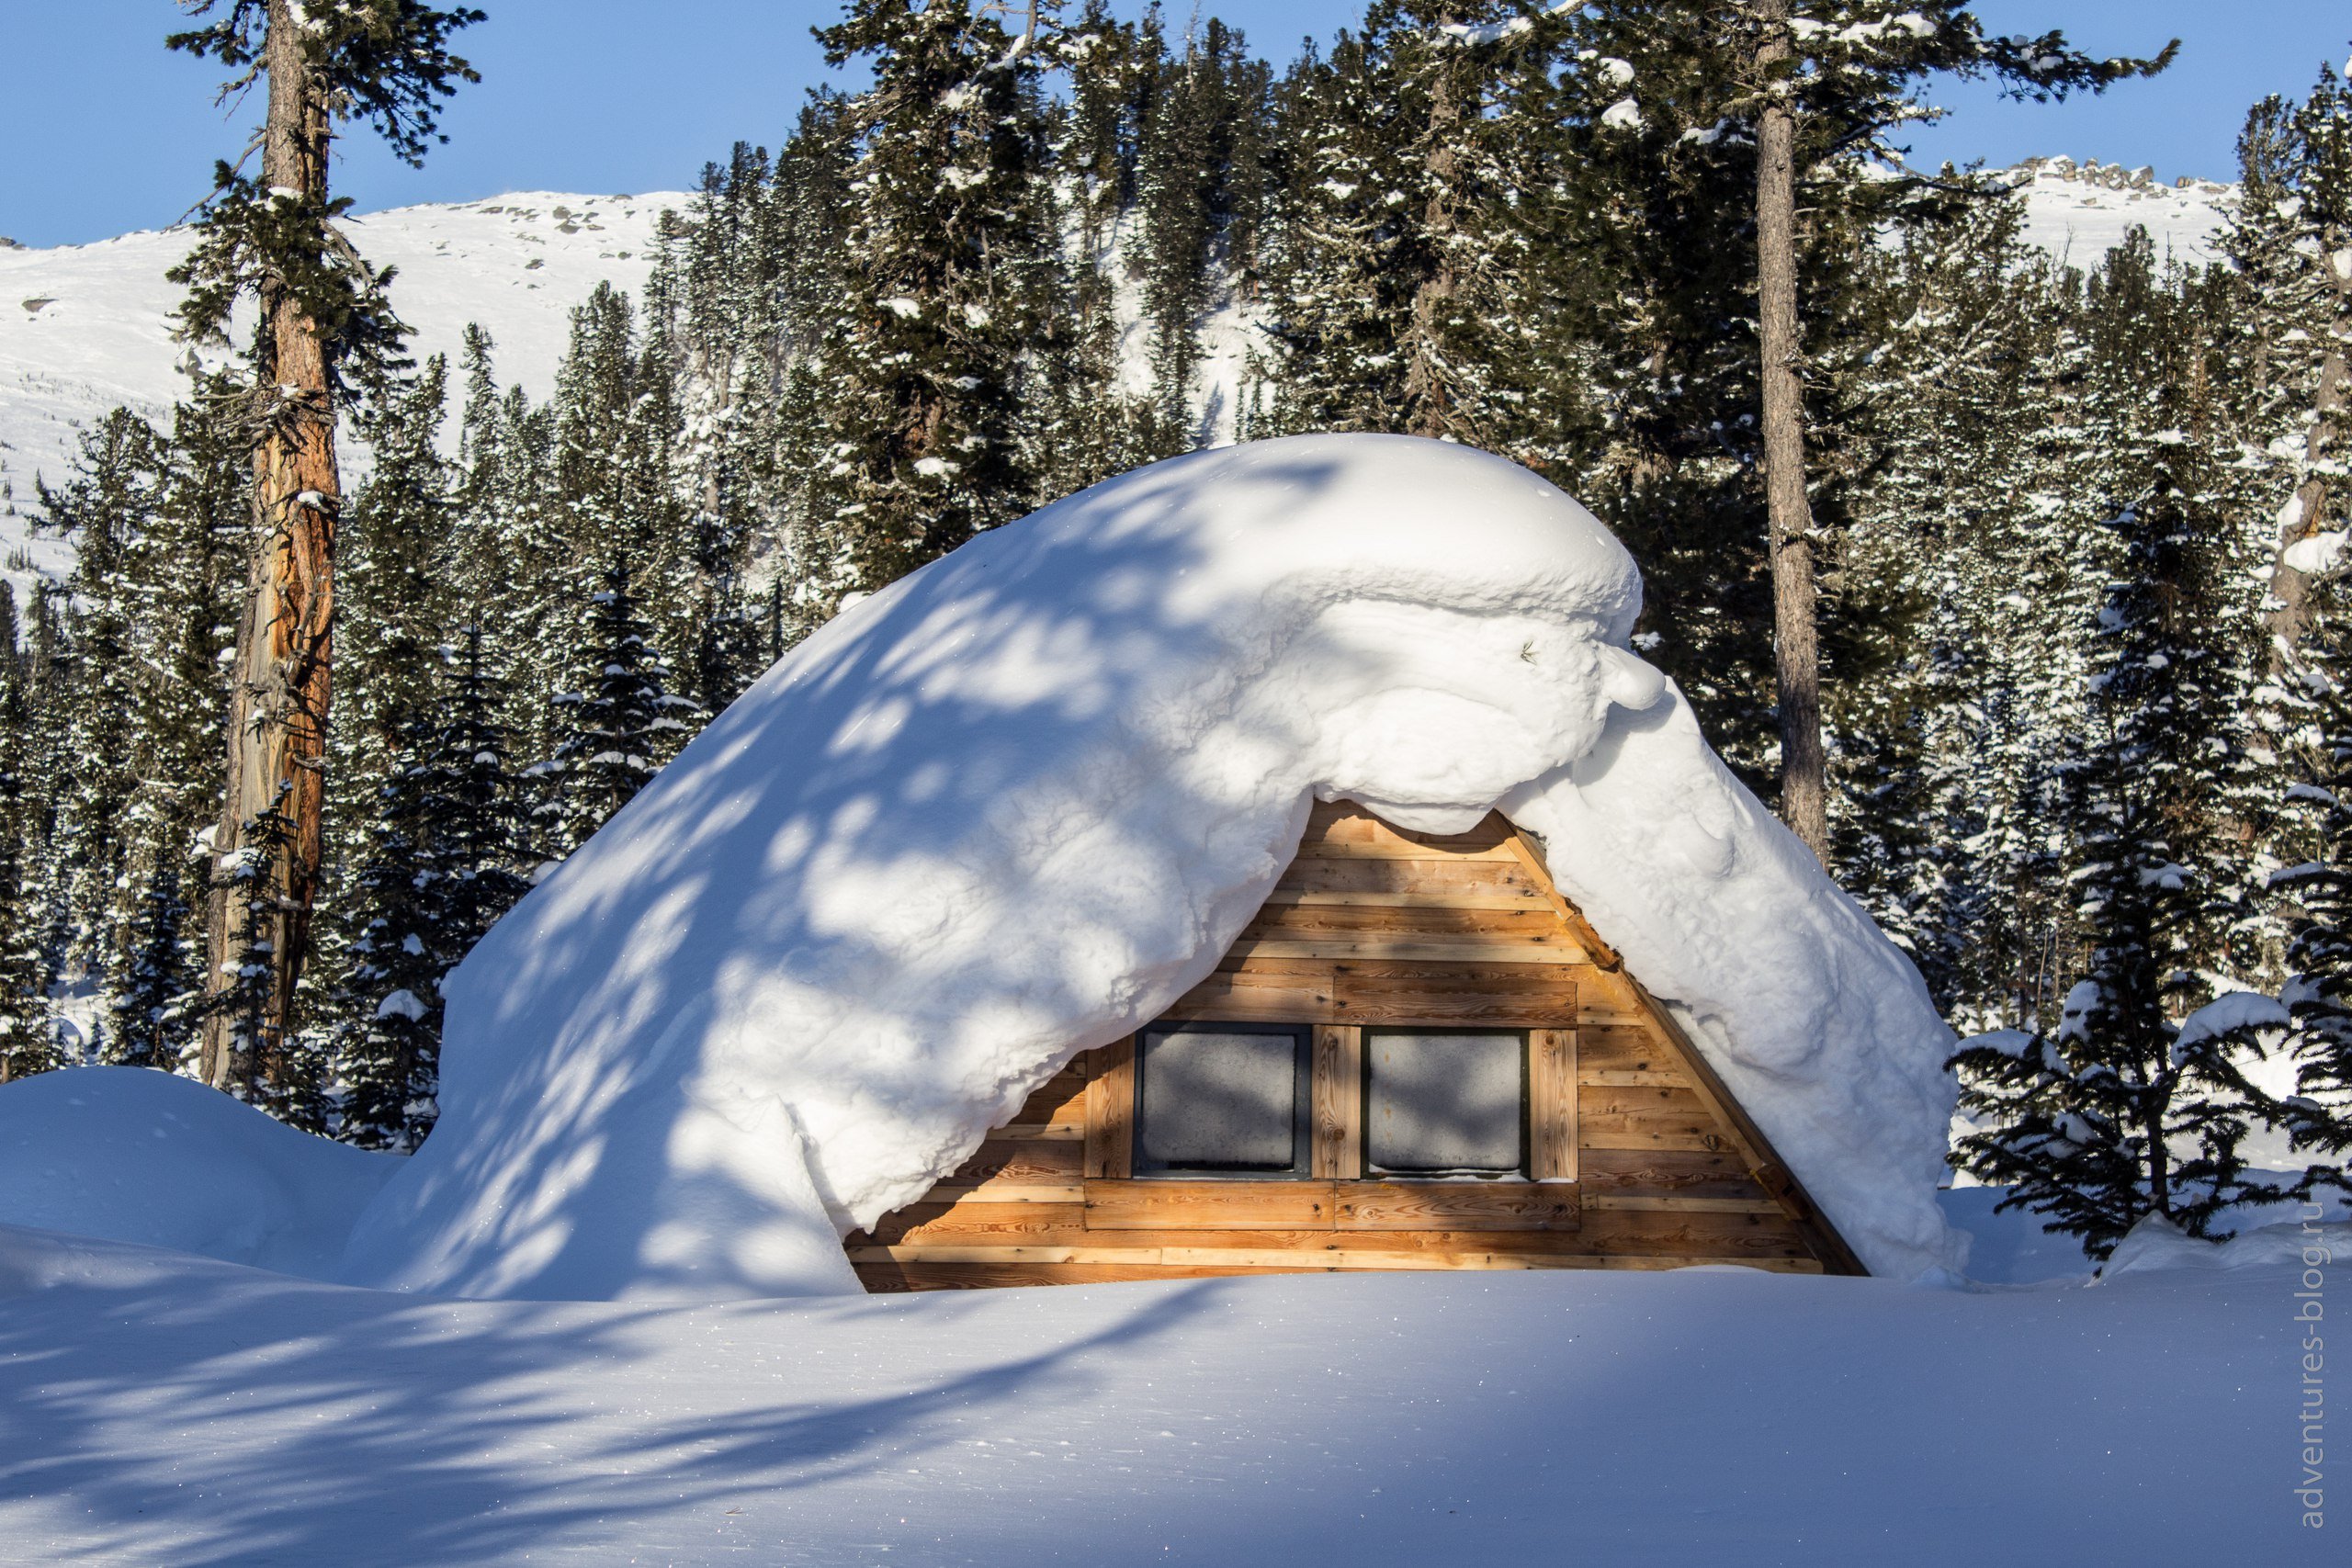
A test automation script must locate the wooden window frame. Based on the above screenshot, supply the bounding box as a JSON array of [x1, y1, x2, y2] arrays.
[[1360, 1024, 1532, 1180], [1101, 1021, 1577, 1187], [1127, 1021, 1316, 1180]]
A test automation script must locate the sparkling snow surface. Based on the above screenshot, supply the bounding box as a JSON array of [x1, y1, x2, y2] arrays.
[[340, 434, 1962, 1302], [0, 1215, 2330, 1566]]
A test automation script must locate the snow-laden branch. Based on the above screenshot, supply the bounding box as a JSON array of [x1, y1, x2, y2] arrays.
[[1437, 0, 1592, 50]]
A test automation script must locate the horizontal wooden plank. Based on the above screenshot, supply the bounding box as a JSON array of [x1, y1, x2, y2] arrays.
[[947, 1138, 1085, 1184], [1261, 887, 1551, 911], [869, 1224, 1612, 1254], [1085, 1179, 1337, 1231], [1010, 1066, 1090, 1119], [1578, 1069, 1692, 1089], [852, 1203, 1091, 1244], [854, 1261, 1337, 1291], [1224, 936, 1586, 965], [1164, 962, 1577, 1027], [919, 1179, 1086, 1203], [1335, 1182, 1580, 1233], [1276, 856, 1544, 898], [992, 1122, 1086, 1140], [1579, 1084, 1711, 1119], [848, 1243, 1820, 1274], [1575, 1023, 1677, 1065], [1295, 841, 1522, 863], [1303, 807, 1514, 853], [1583, 1195, 1786, 1214], [1579, 1126, 1729, 1153], [1246, 905, 1571, 940], [1080, 1179, 1580, 1233], [1577, 1146, 1762, 1199]]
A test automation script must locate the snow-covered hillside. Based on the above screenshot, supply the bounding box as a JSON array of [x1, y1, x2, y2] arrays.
[[2004, 155, 2234, 267], [0, 158, 2237, 593], [0, 190, 685, 584]]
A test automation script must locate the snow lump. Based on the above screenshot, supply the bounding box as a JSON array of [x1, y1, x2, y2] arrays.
[[339, 434, 1964, 1300]]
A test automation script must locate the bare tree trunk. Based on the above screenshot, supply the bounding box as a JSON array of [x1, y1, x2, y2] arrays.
[[200, 0, 339, 1094], [1753, 0, 1828, 863], [2266, 262, 2348, 663], [1403, 32, 1462, 442]]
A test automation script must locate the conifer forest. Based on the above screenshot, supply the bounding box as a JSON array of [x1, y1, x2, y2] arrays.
[[4, 0, 2351, 1263]]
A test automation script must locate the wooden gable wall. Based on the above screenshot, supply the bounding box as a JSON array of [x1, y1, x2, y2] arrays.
[[847, 803, 1863, 1291]]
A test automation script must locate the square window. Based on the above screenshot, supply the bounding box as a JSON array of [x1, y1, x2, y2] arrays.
[[1136, 1024, 1310, 1176], [1365, 1030, 1525, 1176]]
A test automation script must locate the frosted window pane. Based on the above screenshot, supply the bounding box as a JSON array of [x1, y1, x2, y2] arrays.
[[1367, 1032, 1523, 1174], [1138, 1029, 1300, 1171]]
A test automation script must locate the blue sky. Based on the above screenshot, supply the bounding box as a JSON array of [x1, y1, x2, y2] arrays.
[[2, 2, 2345, 249]]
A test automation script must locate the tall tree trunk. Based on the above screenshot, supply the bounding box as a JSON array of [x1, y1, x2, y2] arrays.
[[1752, 0, 1828, 863], [199, 1, 338, 1095], [2266, 260, 2348, 663], [1403, 19, 1461, 441]]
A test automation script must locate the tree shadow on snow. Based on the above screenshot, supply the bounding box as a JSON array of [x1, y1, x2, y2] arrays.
[[0, 1247, 1231, 1564], [413, 446, 1380, 1300]]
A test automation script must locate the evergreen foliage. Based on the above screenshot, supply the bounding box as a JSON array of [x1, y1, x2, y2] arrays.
[[2, 4, 2343, 1239], [1950, 335, 2288, 1256], [332, 630, 531, 1150], [530, 563, 701, 858]]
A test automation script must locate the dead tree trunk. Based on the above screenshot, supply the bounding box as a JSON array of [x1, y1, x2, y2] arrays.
[[2266, 254, 2349, 664], [200, 0, 339, 1096], [1752, 0, 1829, 863], [1403, 18, 1464, 441]]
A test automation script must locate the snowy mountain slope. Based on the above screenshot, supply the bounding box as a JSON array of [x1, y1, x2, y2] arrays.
[[2007, 155, 2234, 267], [0, 190, 686, 584], [0, 159, 2233, 593]]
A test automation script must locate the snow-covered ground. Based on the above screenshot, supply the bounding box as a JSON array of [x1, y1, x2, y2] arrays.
[[0, 190, 684, 598], [0, 1207, 2332, 1566]]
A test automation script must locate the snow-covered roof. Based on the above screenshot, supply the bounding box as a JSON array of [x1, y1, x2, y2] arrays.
[[342, 434, 1962, 1299]]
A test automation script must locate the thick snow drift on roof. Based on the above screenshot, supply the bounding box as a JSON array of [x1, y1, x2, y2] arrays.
[[342, 434, 1962, 1298], [0, 1066, 400, 1278]]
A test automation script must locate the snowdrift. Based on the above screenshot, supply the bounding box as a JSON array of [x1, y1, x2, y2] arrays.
[[0, 1066, 400, 1278], [341, 434, 1962, 1300]]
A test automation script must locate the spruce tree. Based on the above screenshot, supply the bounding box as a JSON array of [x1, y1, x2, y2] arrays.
[[0, 644, 58, 1082], [332, 626, 531, 1149], [39, 412, 169, 1021], [807, 0, 1052, 601], [108, 845, 201, 1073], [1951, 352, 2284, 1257], [2271, 567, 2352, 1196], [530, 563, 700, 857]]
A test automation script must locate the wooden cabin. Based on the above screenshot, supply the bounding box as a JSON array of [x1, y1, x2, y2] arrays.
[[847, 802, 1864, 1290]]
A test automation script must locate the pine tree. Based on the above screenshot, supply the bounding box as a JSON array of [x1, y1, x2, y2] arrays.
[[530, 563, 701, 857], [0, 637, 58, 1082], [108, 844, 201, 1072], [332, 626, 532, 1149], [39, 411, 167, 1010], [1554, 1, 2172, 858], [807, 0, 1053, 601], [1951, 346, 2285, 1257], [167, 0, 482, 1102]]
